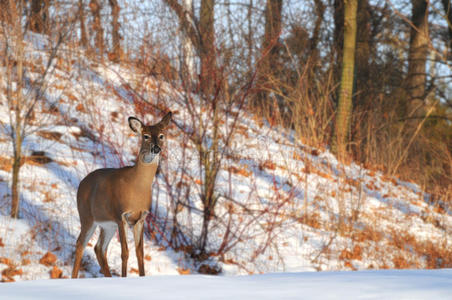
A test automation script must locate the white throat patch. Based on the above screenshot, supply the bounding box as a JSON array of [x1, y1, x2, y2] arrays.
[[142, 153, 160, 165]]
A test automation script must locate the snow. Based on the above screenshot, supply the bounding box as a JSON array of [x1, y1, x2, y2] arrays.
[[0, 30, 451, 283], [1, 270, 452, 299]]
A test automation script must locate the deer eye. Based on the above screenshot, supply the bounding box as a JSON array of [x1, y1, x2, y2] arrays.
[[143, 134, 150, 140], [159, 134, 165, 140]]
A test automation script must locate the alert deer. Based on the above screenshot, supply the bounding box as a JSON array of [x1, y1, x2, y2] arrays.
[[72, 112, 172, 278]]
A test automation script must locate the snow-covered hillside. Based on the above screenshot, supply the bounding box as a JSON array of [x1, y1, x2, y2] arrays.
[[0, 32, 451, 282]]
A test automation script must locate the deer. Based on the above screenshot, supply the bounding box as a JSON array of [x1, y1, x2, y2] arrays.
[[72, 112, 172, 278]]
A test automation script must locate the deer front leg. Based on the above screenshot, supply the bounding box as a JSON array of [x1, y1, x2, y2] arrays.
[[132, 211, 149, 276], [118, 218, 129, 277]]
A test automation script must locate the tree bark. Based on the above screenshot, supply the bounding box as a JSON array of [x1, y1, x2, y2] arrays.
[[79, 0, 89, 48], [441, 0, 452, 57], [7, 0, 25, 218], [90, 0, 104, 59], [199, 0, 216, 96], [182, 0, 195, 79], [256, 0, 282, 108], [163, 0, 216, 96], [354, 0, 370, 106], [0, 0, 8, 24], [406, 0, 429, 103], [334, 0, 358, 157], [29, 0, 49, 34], [109, 0, 121, 62], [333, 0, 344, 86], [307, 0, 325, 85], [163, 0, 200, 51]]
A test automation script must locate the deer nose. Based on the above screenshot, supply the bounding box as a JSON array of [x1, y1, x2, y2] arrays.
[[152, 145, 161, 154]]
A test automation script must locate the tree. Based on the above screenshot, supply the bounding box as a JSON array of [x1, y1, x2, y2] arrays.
[[406, 0, 429, 104], [256, 0, 283, 110], [334, 0, 358, 157], [108, 0, 121, 62], [354, 0, 371, 107], [333, 0, 344, 84], [182, 0, 195, 79], [90, 0, 104, 58], [441, 0, 452, 56], [79, 0, 89, 48], [198, 0, 216, 96], [163, 0, 217, 97], [1, 0, 65, 218], [29, 0, 50, 34], [4, 0, 25, 218]]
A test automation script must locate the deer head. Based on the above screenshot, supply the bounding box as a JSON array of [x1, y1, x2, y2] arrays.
[[128, 112, 172, 164]]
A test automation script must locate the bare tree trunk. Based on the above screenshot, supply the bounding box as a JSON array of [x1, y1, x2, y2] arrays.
[[256, 0, 282, 109], [29, 0, 49, 34], [163, 0, 216, 96], [441, 0, 452, 57], [90, 0, 104, 59], [333, 0, 344, 87], [246, 0, 254, 74], [6, 0, 25, 218], [262, 0, 282, 65], [355, 0, 370, 104], [199, 0, 216, 96], [406, 0, 429, 103], [11, 139, 22, 219], [308, 0, 325, 84], [163, 0, 200, 51], [0, 0, 8, 23], [108, 0, 121, 62], [79, 0, 89, 48], [334, 0, 358, 157], [351, 0, 371, 161], [182, 0, 195, 80]]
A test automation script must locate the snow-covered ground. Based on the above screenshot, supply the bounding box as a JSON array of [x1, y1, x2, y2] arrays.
[[0, 31, 451, 283], [1, 269, 452, 299]]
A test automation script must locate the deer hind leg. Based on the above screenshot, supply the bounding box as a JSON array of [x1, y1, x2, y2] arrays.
[[72, 222, 96, 278], [94, 222, 116, 277], [132, 211, 149, 276]]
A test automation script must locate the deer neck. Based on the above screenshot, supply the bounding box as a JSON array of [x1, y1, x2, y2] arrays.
[[130, 156, 159, 188]]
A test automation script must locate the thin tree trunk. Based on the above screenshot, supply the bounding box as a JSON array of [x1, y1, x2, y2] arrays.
[[351, 0, 371, 162], [355, 0, 370, 106], [29, 0, 49, 34], [334, 0, 358, 157], [441, 0, 452, 57], [8, 0, 25, 218], [406, 0, 429, 103], [90, 0, 104, 59], [199, 0, 216, 96], [163, 0, 216, 96], [308, 0, 325, 83], [108, 0, 121, 62], [0, 0, 8, 24], [333, 0, 344, 87], [247, 0, 253, 74], [182, 0, 195, 80], [79, 0, 88, 48], [11, 141, 22, 218], [256, 0, 282, 108]]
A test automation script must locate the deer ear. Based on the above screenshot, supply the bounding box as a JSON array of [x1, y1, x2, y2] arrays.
[[128, 117, 143, 133], [158, 112, 172, 129]]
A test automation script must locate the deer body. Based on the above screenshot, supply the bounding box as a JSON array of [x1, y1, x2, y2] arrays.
[[72, 112, 172, 278]]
